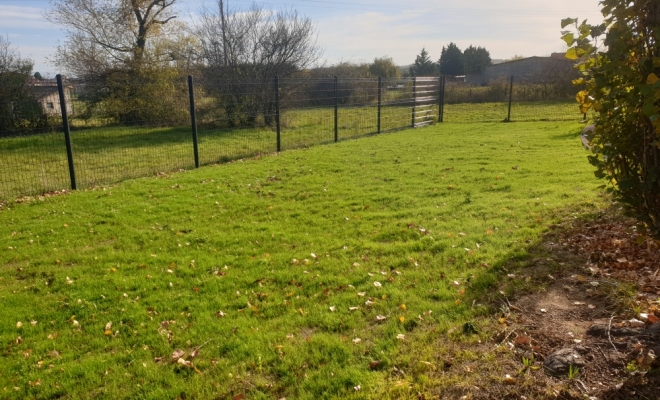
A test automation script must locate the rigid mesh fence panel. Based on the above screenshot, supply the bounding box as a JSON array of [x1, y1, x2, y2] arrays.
[[442, 79, 510, 123], [194, 78, 277, 165], [441, 75, 584, 123], [508, 77, 583, 122], [336, 78, 379, 140], [0, 79, 69, 199], [279, 78, 335, 149], [66, 78, 195, 189]]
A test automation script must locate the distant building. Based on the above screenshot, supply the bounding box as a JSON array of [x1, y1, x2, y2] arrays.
[[26, 77, 73, 116], [465, 54, 573, 86]]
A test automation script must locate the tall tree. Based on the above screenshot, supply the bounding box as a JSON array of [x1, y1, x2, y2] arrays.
[[196, 2, 321, 78], [438, 42, 464, 76], [45, 0, 196, 126], [369, 56, 401, 79], [195, 2, 322, 126], [409, 48, 437, 76], [0, 37, 45, 134], [46, 0, 181, 76], [463, 45, 491, 74]]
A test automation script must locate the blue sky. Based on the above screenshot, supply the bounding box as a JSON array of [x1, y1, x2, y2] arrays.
[[0, 0, 604, 75]]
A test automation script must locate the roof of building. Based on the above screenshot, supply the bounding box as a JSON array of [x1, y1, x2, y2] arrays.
[[489, 55, 571, 67]]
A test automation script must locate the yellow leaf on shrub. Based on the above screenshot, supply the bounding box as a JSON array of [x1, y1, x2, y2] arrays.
[[647, 73, 659, 85]]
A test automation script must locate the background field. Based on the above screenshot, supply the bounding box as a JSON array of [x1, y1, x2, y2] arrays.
[[0, 120, 604, 399]]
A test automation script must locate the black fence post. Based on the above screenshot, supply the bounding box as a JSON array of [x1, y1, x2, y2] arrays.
[[275, 76, 281, 152], [187, 75, 200, 168], [411, 77, 417, 128], [377, 76, 382, 133], [507, 75, 514, 122], [56, 74, 76, 190], [334, 76, 338, 142], [439, 76, 445, 123]]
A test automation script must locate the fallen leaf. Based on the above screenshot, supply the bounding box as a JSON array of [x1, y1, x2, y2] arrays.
[[375, 315, 386, 321], [373, 281, 382, 288], [369, 360, 381, 370], [637, 349, 657, 369], [329, 306, 335, 312], [171, 349, 185, 361], [513, 335, 531, 347], [352, 338, 362, 344], [396, 334, 405, 340], [629, 318, 645, 327]]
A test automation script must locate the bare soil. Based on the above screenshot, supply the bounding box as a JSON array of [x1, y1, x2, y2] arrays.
[[417, 212, 660, 400]]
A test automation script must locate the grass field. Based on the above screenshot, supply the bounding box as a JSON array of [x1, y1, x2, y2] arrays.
[[0, 101, 581, 201], [0, 120, 605, 399]]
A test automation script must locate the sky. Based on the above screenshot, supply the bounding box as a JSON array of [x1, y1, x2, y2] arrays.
[[0, 0, 605, 75]]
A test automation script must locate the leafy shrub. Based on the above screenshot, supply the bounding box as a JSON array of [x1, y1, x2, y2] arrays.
[[564, 1, 660, 232]]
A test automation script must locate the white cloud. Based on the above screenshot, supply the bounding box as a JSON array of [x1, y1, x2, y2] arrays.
[[0, 5, 49, 29]]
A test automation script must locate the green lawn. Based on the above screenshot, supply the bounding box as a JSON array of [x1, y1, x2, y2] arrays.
[[0, 101, 580, 201], [0, 120, 605, 399]]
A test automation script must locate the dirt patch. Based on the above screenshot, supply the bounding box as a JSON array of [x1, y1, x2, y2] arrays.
[[401, 212, 660, 400]]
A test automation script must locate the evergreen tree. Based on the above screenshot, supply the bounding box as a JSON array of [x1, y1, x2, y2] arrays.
[[463, 45, 491, 74], [409, 48, 437, 76], [438, 42, 464, 76]]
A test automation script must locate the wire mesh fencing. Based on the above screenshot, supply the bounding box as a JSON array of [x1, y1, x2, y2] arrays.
[[1, 74, 581, 200], [442, 75, 583, 123]]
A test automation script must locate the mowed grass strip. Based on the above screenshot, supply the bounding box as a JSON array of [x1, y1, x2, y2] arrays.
[[0, 121, 604, 399]]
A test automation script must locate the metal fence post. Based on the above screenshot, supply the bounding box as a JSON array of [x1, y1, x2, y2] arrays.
[[411, 77, 417, 128], [377, 76, 382, 133], [275, 76, 281, 152], [334, 76, 338, 142], [187, 75, 200, 168], [507, 75, 514, 122], [56, 74, 77, 190], [439, 76, 445, 123]]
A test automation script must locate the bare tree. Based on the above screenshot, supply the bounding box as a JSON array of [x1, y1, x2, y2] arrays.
[[194, 1, 322, 127], [196, 2, 322, 78], [46, 0, 180, 75]]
